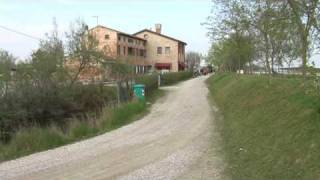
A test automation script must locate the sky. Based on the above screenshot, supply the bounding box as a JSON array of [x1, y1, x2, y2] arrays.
[[0, 0, 212, 60]]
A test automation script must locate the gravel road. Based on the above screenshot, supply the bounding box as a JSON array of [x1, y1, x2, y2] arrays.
[[0, 76, 224, 180]]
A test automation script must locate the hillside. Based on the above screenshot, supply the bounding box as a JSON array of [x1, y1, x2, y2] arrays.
[[207, 74, 320, 180]]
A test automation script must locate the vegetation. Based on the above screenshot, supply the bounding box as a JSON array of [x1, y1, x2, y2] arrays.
[[0, 15, 194, 162], [160, 71, 193, 86], [207, 74, 320, 179], [185, 52, 202, 70], [0, 67, 190, 162], [208, 34, 255, 72], [0, 100, 146, 162], [204, 0, 320, 77], [135, 74, 158, 96], [0, 19, 126, 144]]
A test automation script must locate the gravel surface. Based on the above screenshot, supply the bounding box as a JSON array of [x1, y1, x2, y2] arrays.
[[0, 76, 223, 180]]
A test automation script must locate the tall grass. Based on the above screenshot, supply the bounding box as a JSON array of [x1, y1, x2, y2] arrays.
[[207, 74, 320, 180], [0, 127, 69, 160]]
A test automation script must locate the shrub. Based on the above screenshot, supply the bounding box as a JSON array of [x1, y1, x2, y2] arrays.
[[0, 84, 117, 142], [135, 74, 158, 96], [161, 71, 193, 85]]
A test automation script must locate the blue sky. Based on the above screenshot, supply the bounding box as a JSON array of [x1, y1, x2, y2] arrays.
[[0, 0, 212, 59]]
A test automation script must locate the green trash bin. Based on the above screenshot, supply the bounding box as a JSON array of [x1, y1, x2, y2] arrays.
[[133, 84, 145, 101]]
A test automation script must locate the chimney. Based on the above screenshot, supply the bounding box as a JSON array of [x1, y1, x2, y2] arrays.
[[155, 24, 162, 34]]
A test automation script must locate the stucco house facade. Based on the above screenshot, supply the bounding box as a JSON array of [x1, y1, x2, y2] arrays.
[[133, 24, 187, 72]]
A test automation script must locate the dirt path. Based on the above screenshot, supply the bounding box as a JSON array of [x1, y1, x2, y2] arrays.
[[0, 76, 224, 180]]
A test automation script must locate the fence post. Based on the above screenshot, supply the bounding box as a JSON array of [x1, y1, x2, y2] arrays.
[[117, 81, 121, 106], [158, 74, 161, 87]]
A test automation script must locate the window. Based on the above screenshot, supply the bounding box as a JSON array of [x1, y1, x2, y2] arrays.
[[157, 47, 162, 55], [118, 36, 121, 41], [144, 34, 149, 39], [128, 47, 134, 56], [139, 49, 145, 57], [128, 38, 134, 44], [165, 47, 170, 54], [105, 34, 110, 39], [117, 45, 120, 56], [123, 47, 126, 55]]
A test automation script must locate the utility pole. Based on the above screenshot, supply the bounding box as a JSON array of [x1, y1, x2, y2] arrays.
[[92, 16, 99, 26]]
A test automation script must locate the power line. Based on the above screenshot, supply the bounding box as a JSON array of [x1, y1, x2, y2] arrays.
[[0, 25, 41, 41]]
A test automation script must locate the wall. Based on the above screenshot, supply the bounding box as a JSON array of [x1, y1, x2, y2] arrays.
[[135, 31, 180, 72], [90, 26, 118, 58], [117, 35, 148, 66]]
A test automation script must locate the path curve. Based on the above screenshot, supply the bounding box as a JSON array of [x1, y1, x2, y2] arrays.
[[0, 76, 222, 180]]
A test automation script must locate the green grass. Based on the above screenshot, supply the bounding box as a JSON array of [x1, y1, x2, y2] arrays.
[[0, 127, 69, 160], [0, 89, 165, 162], [207, 74, 320, 180]]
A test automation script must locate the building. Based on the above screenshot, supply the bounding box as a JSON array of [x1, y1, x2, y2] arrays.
[[90, 24, 187, 74], [133, 24, 187, 72], [90, 25, 151, 74]]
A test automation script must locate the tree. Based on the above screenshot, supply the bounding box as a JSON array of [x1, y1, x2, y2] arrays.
[[287, 0, 320, 76], [204, 1, 256, 73], [208, 33, 255, 73], [205, 0, 306, 76], [65, 19, 104, 86], [185, 52, 201, 70], [0, 49, 16, 97], [102, 57, 136, 104]]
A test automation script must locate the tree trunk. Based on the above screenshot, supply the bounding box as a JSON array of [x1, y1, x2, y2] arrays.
[[302, 35, 308, 77], [271, 55, 275, 74], [263, 33, 272, 84], [264, 35, 272, 75], [249, 60, 253, 74]]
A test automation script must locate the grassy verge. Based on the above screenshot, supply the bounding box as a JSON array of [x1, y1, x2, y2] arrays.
[[207, 74, 320, 180], [0, 89, 165, 162]]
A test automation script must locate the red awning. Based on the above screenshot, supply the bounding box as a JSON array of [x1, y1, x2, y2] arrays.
[[178, 62, 186, 70], [155, 63, 171, 69]]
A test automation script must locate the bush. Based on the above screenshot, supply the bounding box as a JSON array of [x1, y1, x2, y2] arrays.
[[68, 85, 117, 113], [135, 74, 158, 96], [0, 84, 117, 143], [161, 71, 193, 85]]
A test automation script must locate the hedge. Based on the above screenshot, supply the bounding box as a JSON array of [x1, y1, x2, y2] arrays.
[[160, 71, 193, 86]]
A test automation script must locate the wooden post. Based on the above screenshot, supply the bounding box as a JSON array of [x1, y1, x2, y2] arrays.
[[158, 74, 161, 87]]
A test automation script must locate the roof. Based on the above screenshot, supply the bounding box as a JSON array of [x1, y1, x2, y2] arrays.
[[133, 29, 187, 45], [90, 25, 147, 41]]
